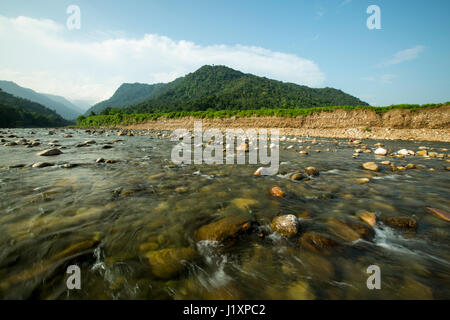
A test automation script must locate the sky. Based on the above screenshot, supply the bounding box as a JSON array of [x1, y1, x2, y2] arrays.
[[0, 0, 449, 106]]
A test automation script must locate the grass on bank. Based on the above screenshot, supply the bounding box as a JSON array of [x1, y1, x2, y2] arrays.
[[76, 102, 449, 127]]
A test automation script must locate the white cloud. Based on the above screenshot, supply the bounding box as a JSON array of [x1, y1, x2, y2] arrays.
[[380, 74, 397, 84], [0, 15, 325, 103], [383, 45, 425, 66]]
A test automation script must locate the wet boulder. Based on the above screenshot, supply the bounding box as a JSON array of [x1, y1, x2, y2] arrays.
[[305, 167, 319, 176], [356, 211, 377, 227], [374, 148, 387, 156], [195, 216, 252, 242], [271, 214, 299, 237]]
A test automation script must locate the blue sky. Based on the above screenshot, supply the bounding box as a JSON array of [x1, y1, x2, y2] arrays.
[[0, 0, 449, 105]]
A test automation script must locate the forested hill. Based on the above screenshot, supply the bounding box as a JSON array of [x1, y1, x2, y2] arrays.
[[0, 89, 70, 128], [86, 82, 166, 115], [90, 65, 369, 115], [0, 80, 81, 120]]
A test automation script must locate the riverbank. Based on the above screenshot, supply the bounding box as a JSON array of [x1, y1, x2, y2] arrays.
[[118, 105, 450, 142]]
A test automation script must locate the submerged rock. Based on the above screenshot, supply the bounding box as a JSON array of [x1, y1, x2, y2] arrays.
[[287, 280, 315, 300], [195, 216, 252, 242], [299, 232, 341, 255], [357, 211, 377, 227], [426, 207, 450, 222], [271, 214, 299, 237], [327, 217, 375, 242], [382, 216, 418, 229], [146, 247, 198, 279]]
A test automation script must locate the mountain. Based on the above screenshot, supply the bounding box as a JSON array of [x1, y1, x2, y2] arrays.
[[0, 89, 70, 128], [0, 81, 82, 120], [91, 65, 368, 115], [70, 99, 95, 112], [85, 82, 166, 115], [43, 93, 86, 114]]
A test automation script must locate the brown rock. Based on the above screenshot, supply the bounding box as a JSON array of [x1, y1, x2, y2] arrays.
[[327, 217, 375, 242], [426, 207, 450, 222], [195, 216, 252, 242], [290, 172, 305, 181], [416, 150, 428, 157], [269, 186, 285, 198], [299, 232, 341, 255], [357, 211, 377, 227], [362, 162, 379, 172], [382, 216, 418, 229], [36, 148, 63, 156], [305, 167, 319, 176], [271, 214, 299, 237]]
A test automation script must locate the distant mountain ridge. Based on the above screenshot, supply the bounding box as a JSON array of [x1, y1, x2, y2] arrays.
[[0, 89, 69, 127], [87, 65, 368, 115], [0, 81, 82, 120]]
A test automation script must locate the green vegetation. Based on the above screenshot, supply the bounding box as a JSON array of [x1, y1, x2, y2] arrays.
[[77, 102, 448, 127], [0, 89, 70, 128], [86, 82, 166, 115], [85, 65, 369, 115]]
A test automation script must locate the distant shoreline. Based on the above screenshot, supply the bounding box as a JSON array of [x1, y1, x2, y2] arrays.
[[77, 105, 450, 142]]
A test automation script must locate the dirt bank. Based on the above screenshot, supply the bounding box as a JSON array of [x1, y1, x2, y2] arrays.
[[123, 105, 450, 142]]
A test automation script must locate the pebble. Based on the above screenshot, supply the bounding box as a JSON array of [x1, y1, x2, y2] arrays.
[[32, 162, 54, 168], [37, 148, 63, 156], [269, 186, 285, 198], [254, 167, 278, 176], [362, 162, 379, 172], [374, 147, 387, 156], [305, 167, 319, 176]]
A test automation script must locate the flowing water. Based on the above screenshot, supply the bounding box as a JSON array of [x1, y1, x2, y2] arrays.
[[0, 128, 449, 299]]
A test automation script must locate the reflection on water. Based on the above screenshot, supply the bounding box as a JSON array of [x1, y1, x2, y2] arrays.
[[0, 128, 449, 299]]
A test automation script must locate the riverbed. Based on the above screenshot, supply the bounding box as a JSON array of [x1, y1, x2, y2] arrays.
[[0, 128, 449, 299]]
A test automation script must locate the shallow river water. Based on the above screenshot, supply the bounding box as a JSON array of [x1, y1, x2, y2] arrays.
[[0, 128, 449, 299]]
